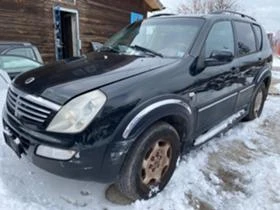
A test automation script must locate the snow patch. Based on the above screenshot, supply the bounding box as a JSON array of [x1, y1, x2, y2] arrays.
[[243, 139, 258, 151], [272, 71, 280, 80], [209, 172, 221, 185], [275, 83, 280, 91], [273, 56, 280, 68], [148, 185, 160, 198]]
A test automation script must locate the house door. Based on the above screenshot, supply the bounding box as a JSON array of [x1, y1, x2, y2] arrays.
[[54, 6, 81, 60]]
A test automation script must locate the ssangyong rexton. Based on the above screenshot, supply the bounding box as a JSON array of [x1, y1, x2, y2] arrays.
[[2, 11, 272, 200]]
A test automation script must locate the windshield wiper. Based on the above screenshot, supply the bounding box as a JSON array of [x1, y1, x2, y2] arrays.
[[130, 45, 163, 58], [99, 46, 120, 53]]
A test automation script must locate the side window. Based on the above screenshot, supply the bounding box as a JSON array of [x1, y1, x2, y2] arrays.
[[205, 21, 234, 58], [6, 47, 36, 61], [253, 25, 263, 51], [234, 22, 257, 56]]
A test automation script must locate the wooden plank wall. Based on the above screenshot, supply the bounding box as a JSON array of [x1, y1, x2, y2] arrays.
[[0, 0, 148, 63], [77, 0, 146, 55]]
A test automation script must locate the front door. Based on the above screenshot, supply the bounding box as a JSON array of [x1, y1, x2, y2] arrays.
[[193, 21, 244, 133]]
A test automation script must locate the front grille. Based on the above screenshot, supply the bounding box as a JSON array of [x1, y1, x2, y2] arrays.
[[6, 87, 58, 126]]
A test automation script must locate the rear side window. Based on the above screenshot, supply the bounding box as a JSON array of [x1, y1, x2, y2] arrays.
[[205, 21, 235, 58], [234, 22, 257, 56], [6, 47, 36, 61], [253, 25, 263, 51]]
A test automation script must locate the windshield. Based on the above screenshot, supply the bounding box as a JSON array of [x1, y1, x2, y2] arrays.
[[102, 17, 204, 58], [0, 55, 41, 73]]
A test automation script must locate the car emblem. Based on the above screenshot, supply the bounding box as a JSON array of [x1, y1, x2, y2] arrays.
[[25, 77, 35, 85]]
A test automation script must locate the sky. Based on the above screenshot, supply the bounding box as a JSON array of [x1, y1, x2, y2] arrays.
[[157, 0, 280, 33]]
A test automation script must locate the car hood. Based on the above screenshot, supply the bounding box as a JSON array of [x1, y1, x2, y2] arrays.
[[13, 52, 178, 105]]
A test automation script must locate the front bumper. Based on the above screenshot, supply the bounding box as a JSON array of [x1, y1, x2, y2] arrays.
[[2, 106, 133, 183]]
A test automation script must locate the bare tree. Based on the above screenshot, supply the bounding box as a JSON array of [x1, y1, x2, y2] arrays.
[[178, 0, 238, 14], [178, 0, 209, 14], [214, 0, 238, 10]]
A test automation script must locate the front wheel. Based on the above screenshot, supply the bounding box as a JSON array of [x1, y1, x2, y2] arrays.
[[244, 83, 267, 121], [116, 122, 180, 201]]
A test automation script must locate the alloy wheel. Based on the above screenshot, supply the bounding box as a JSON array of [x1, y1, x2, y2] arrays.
[[254, 89, 263, 116], [141, 139, 172, 186]]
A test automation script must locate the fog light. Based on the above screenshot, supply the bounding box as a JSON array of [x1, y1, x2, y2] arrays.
[[36, 145, 76, 160]]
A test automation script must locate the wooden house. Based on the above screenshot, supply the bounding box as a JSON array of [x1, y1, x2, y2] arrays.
[[0, 0, 163, 63]]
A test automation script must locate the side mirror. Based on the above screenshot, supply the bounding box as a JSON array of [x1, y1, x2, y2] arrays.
[[91, 42, 104, 52], [205, 50, 234, 66]]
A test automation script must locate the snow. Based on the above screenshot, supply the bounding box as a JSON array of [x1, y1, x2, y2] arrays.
[[1, 79, 280, 210], [275, 83, 280, 92], [273, 56, 280, 68], [272, 71, 280, 80]]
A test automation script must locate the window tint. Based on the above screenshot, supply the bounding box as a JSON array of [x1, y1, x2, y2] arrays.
[[205, 21, 234, 58], [235, 22, 257, 56], [253, 25, 263, 51], [7, 47, 36, 60]]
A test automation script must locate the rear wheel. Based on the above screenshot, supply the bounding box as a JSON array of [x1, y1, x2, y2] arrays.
[[244, 83, 267, 121], [116, 122, 180, 201]]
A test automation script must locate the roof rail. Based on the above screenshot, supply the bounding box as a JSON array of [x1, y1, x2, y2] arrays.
[[211, 10, 256, 21], [149, 13, 175, 18]]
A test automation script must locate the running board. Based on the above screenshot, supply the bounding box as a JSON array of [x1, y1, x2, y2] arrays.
[[194, 109, 246, 146]]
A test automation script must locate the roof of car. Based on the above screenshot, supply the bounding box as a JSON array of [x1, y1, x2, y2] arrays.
[[0, 41, 32, 46], [0, 41, 34, 53], [149, 11, 258, 24]]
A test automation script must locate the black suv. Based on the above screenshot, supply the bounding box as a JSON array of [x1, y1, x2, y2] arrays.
[[2, 11, 272, 200]]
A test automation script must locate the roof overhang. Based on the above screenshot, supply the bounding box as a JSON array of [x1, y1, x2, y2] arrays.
[[145, 0, 165, 11]]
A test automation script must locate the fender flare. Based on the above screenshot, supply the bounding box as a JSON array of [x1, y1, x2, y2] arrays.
[[256, 67, 272, 86], [100, 97, 195, 181], [121, 98, 194, 143]]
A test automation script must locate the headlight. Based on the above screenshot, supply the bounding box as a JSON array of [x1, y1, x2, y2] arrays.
[[47, 90, 106, 133]]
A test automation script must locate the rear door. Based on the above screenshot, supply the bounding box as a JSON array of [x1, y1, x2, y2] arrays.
[[233, 21, 263, 110]]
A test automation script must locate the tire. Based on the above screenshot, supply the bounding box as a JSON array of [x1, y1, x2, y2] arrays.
[[116, 122, 181, 201], [244, 83, 267, 121]]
